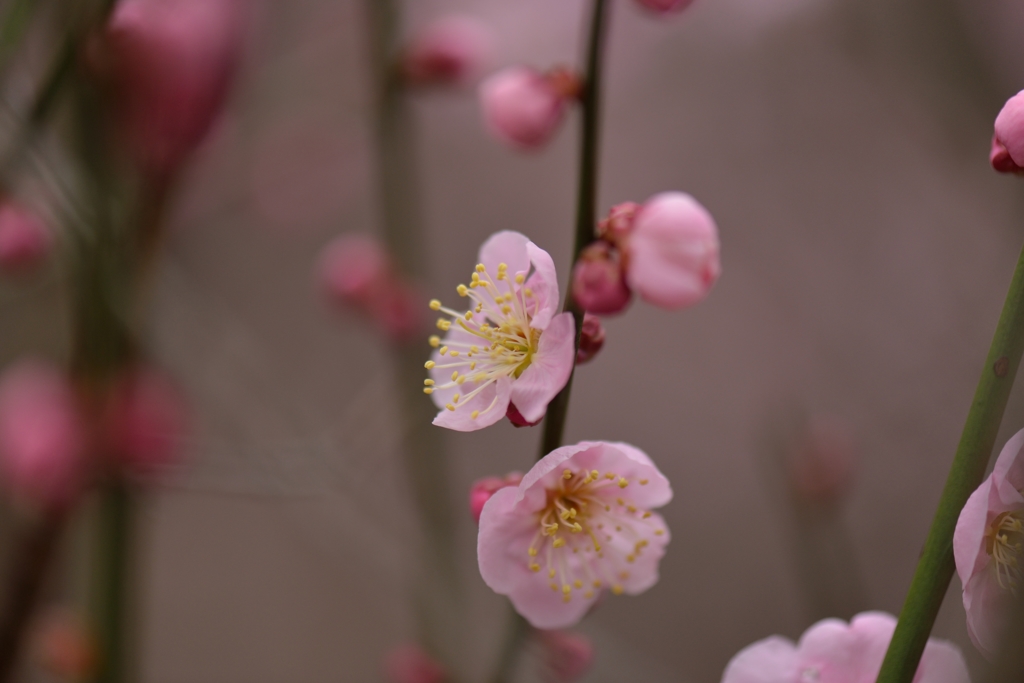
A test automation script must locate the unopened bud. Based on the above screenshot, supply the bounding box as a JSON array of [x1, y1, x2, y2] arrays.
[[576, 313, 606, 364], [596, 201, 640, 244], [634, 0, 698, 14], [469, 472, 523, 523], [572, 242, 631, 316], [31, 609, 97, 683], [402, 16, 493, 87], [104, 367, 188, 481], [479, 66, 571, 150], [539, 630, 594, 682], [384, 644, 447, 683], [0, 203, 51, 272], [318, 234, 391, 308], [993, 90, 1024, 175]]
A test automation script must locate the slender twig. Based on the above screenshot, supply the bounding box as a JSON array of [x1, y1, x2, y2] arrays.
[[875, 239, 1024, 683]]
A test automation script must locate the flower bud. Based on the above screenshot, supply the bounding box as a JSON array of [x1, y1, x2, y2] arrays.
[[384, 644, 446, 683], [786, 416, 856, 506], [104, 367, 188, 480], [479, 67, 570, 150], [625, 192, 720, 310], [373, 280, 424, 344], [572, 242, 631, 316], [596, 202, 640, 244], [318, 234, 390, 308], [469, 472, 523, 523], [575, 313, 605, 365], [993, 90, 1024, 174], [634, 0, 697, 14], [0, 203, 51, 272], [97, 0, 244, 177], [32, 609, 97, 683], [0, 360, 85, 510], [539, 630, 594, 682], [402, 16, 493, 87]]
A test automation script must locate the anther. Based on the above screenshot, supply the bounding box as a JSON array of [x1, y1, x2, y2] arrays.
[[445, 403, 455, 411], [476, 263, 486, 272], [451, 371, 459, 381], [424, 361, 435, 369], [612, 585, 624, 595], [436, 319, 451, 331], [457, 284, 469, 296], [515, 273, 525, 284], [452, 394, 460, 403], [605, 473, 616, 480], [423, 388, 434, 395], [530, 563, 540, 572], [429, 299, 442, 310], [439, 346, 448, 355], [424, 379, 434, 386], [563, 469, 573, 480], [429, 336, 440, 348], [618, 477, 629, 488], [639, 479, 649, 485], [574, 580, 583, 589], [450, 350, 459, 357], [471, 411, 479, 419], [553, 538, 566, 548]]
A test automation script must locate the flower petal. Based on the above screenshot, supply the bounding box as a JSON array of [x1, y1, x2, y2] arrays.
[[721, 636, 798, 683], [954, 475, 996, 589], [525, 241, 559, 330], [510, 312, 575, 423], [963, 567, 1006, 659], [917, 638, 971, 683], [478, 230, 531, 279], [992, 427, 1024, 498], [431, 376, 511, 432]]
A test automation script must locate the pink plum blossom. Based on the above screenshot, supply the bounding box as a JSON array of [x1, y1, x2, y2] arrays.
[[539, 630, 594, 682], [103, 367, 188, 479], [571, 242, 631, 316], [469, 472, 523, 523], [722, 611, 969, 683], [0, 202, 52, 272], [0, 360, 85, 510], [954, 427, 1024, 657], [992, 90, 1024, 174], [403, 16, 493, 87], [479, 67, 574, 150], [635, 0, 698, 15], [477, 441, 671, 629], [98, 0, 244, 177], [625, 192, 720, 310], [424, 231, 574, 432], [575, 313, 605, 365], [384, 644, 446, 683]]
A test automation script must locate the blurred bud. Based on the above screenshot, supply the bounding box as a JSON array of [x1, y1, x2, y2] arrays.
[[596, 201, 640, 244], [384, 644, 446, 683], [469, 472, 523, 523], [992, 90, 1024, 174], [0, 202, 51, 272], [0, 360, 85, 510], [634, 0, 698, 14], [625, 192, 720, 310], [31, 608, 97, 683], [479, 66, 574, 150], [539, 630, 594, 682], [104, 367, 188, 480], [373, 280, 424, 343], [97, 0, 245, 177], [575, 313, 605, 365], [505, 402, 542, 428], [786, 416, 856, 506], [402, 15, 493, 87], [572, 242, 631, 315]]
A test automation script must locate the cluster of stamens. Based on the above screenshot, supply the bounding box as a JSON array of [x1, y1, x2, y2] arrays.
[[423, 262, 540, 420], [987, 510, 1024, 593], [527, 467, 663, 603]]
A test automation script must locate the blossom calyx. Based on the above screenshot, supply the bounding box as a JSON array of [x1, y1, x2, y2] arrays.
[[575, 313, 605, 365], [572, 242, 631, 316]]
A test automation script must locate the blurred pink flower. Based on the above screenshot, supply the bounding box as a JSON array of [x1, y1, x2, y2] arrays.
[[993, 90, 1024, 174], [787, 415, 856, 506], [425, 231, 574, 432], [0, 360, 85, 510], [625, 192, 720, 310], [722, 612, 969, 683], [478, 441, 671, 629], [104, 367, 188, 479], [954, 427, 1024, 657], [0, 202, 51, 272], [539, 630, 594, 682], [99, 0, 245, 177], [635, 0, 698, 13], [469, 472, 523, 523], [479, 67, 575, 150], [572, 242, 631, 316], [384, 644, 446, 683], [403, 15, 493, 87], [575, 313, 605, 365], [596, 202, 640, 243]]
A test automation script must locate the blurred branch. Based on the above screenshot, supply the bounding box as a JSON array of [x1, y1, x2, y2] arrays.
[[0, 0, 39, 75], [876, 239, 1024, 683]]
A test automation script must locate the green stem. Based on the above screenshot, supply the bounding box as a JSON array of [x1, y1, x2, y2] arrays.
[[91, 484, 134, 683], [875, 239, 1024, 683], [537, 0, 611, 460]]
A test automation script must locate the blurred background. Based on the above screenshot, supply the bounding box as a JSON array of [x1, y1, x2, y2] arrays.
[[3, 0, 1024, 680]]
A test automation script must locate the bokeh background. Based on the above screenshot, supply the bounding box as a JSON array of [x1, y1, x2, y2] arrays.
[[4, 0, 1024, 680]]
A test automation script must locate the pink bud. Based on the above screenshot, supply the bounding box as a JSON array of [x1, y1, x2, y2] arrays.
[[469, 472, 523, 523], [575, 313, 605, 365], [0, 203, 52, 272], [31, 609, 97, 683], [0, 360, 85, 510], [634, 0, 697, 14], [318, 234, 392, 309], [539, 630, 594, 682], [787, 416, 856, 505], [479, 67, 570, 150], [572, 242, 631, 316], [625, 192, 720, 310], [505, 402, 542, 428], [104, 368, 188, 479], [99, 0, 244, 176], [596, 202, 640, 244], [993, 90, 1024, 174], [373, 280, 424, 343], [384, 644, 446, 683], [403, 16, 493, 87]]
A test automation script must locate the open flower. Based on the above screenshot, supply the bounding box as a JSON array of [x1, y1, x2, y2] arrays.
[[954, 427, 1024, 657], [424, 231, 574, 431], [722, 612, 969, 683], [478, 441, 671, 628]]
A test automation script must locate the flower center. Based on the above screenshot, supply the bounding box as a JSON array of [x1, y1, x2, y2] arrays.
[[985, 510, 1024, 592], [525, 467, 664, 603], [422, 262, 541, 420]]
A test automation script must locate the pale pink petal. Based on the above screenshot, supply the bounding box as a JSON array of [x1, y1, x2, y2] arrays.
[[525, 241, 559, 330], [602, 510, 670, 594], [510, 312, 574, 423], [963, 569, 1006, 659], [954, 477, 996, 588], [846, 612, 898, 682], [796, 618, 864, 680], [992, 427, 1024, 494], [721, 636, 799, 683], [596, 442, 673, 508], [916, 639, 971, 683], [431, 376, 510, 431], [515, 441, 599, 508], [478, 230, 531, 279]]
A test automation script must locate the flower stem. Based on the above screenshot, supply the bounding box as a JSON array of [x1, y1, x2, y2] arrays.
[[537, 0, 611, 460], [90, 483, 135, 683], [875, 239, 1024, 683]]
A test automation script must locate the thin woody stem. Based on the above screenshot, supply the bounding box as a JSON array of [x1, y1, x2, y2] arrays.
[[875, 238, 1024, 683]]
